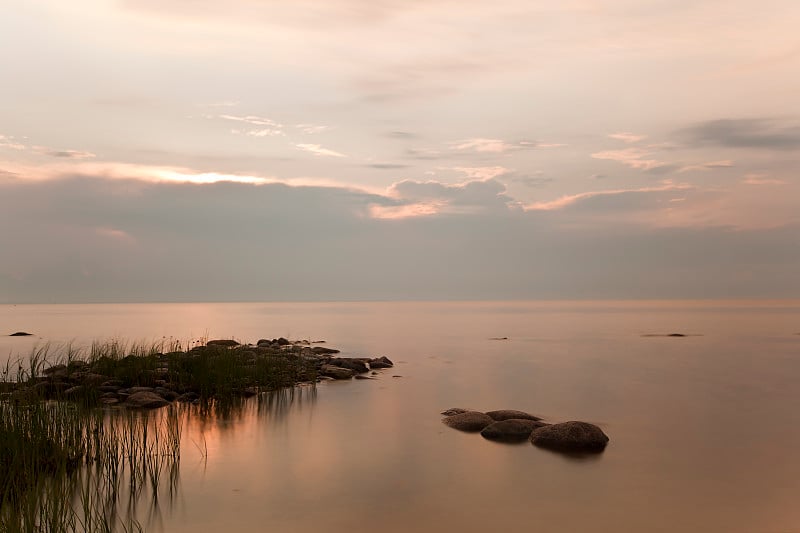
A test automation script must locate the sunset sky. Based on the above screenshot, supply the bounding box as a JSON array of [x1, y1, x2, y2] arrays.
[[2, 0, 799, 302]]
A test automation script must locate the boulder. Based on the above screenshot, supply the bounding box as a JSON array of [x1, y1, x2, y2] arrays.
[[486, 409, 542, 422], [481, 419, 550, 442], [275, 337, 291, 346], [320, 364, 354, 380], [369, 356, 393, 369], [442, 411, 494, 432], [125, 391, 170, 409], [530, 421, 609, 452], [207, 339, 240, 347]]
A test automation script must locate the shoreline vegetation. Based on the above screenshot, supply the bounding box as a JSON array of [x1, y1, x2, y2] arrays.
[[0, 337, 392, 532]]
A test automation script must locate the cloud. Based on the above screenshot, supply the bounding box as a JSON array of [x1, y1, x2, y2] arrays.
[[0, 135, 26, 151], [384, 176, 518, 217], [678, 160, 734, 172], [680, 118, 800, 150], [218, 114, 282, 128], [33, 147, 97, 159], [591, 148, 671, 172], [742, 173, 788, 186], [505, 171, 553, 188], [294, 143, 347, 158], [609, 132, 647, 143], [526, 182, 692, 212], [296, 124, 329, 134], [365, 163, 409, 169], [2, 176, 799, 302], [451, 166, 509, 180], [386, 131, 418, 139], [449, 138, 537, 154]]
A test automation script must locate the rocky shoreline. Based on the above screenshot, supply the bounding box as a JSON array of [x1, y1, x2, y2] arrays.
[[1, 337, 393, 408]]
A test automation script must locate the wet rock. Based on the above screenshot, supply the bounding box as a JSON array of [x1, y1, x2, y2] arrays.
[[441, 407, 471, 416], [442, 411, 494, 432], [481, 419, 550, 442], [125, 391, 170, 409], [320, 365, 354, 380], [207, 339, 239, 347], [312, 346, 340, 355], [530, 421, 609, 452], [368, 356, 393, 369], [486, 409, 543, 422], [9, 331, 33, 336]]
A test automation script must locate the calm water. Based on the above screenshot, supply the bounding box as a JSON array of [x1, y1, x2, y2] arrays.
[[2, 301, 800, 532]]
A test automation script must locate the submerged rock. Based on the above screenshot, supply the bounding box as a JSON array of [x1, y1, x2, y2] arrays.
[[486, 409, 542, 422], [442, 411, 494, 432], [481, 419, 550, 442], [530, 421, 609, 452]]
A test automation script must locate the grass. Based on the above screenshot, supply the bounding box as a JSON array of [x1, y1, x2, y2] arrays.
[[0, 337, 322, 532], [1, 338, 319, 406], [0, 401, 180, 532]]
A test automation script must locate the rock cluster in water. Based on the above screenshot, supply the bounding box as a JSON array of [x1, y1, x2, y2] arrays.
[[1, 338, 393, 409], [441, 408, 609, 453]]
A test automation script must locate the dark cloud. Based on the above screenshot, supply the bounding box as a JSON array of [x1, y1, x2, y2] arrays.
[[1, 177, 798, 303], [681, 118, 800, 150]]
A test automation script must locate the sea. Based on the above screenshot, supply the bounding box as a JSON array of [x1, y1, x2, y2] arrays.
[[2, 300, 799, 532]]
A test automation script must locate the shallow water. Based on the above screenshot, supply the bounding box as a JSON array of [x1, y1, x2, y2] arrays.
[[2, 301, 800, 532]]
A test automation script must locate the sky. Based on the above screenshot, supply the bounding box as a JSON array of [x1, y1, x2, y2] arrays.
[[1, 0, 799, 303]]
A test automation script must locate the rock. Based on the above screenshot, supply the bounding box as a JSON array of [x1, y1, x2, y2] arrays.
[[9, 331, 33, 336], [63, 385, 85, 398], [320, 364, 354, 380], [668, 333, 686, 337], [441, 407, 471, 416], [43, 364, 68, 376], [125, 391, 170, 409], [207, 339, 239, 347], [486, 409, 543, 422], [481, 419, 550, 442], [327, 358, 369, 373], [155, 387, 178, 401], [354, 375, 375, 380], [100, 397, 119, 406], [127, 386, 155, 394], [275, 337, 291, 346], [176, 392, 200, 403], [442, 411, 494, 432], [530, 421, 609, 452], [489, 337, 509, 340], [97, 385, 121, 393], [368, 356, 393, 369], [312, 346, 340, 355]]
